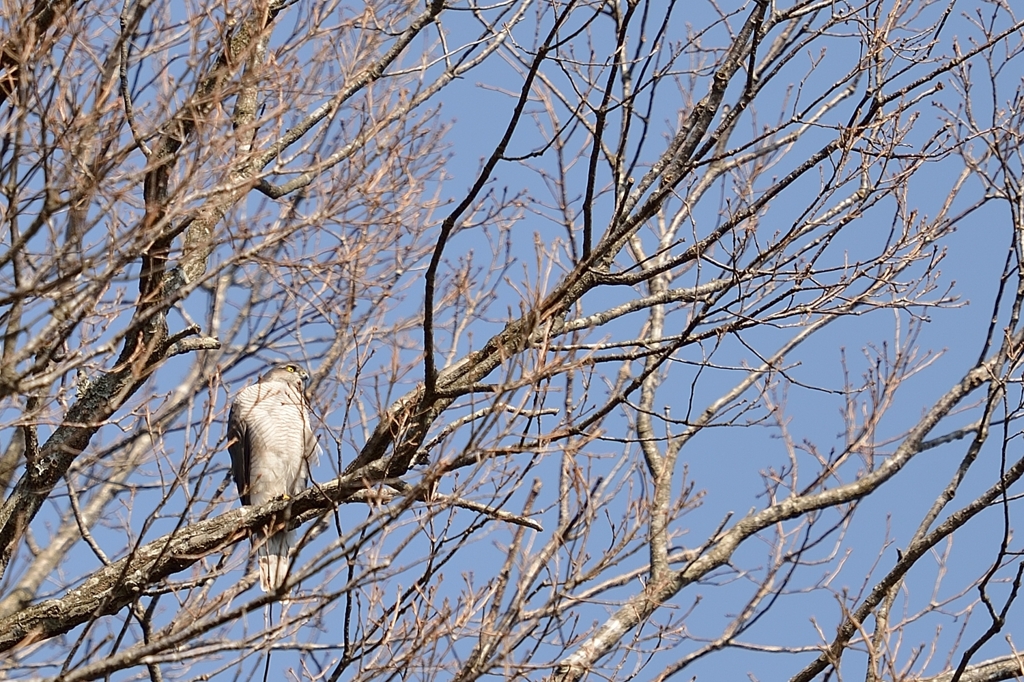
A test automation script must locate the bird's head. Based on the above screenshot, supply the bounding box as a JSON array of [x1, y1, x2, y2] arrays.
[[262, 363, 311, 387]]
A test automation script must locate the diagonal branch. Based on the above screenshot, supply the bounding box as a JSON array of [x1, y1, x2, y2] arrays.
[[551, 338, 1016, 682]]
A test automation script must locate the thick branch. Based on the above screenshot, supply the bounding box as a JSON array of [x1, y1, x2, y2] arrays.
[[0, 475, 362, 651], [0, 330, 219, 580]]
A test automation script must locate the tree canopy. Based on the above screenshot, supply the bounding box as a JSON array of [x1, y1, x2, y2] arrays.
[[1, 1, 1024, 681]]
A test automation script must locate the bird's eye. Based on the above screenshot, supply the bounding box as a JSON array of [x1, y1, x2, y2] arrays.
[[286, 366, 295, 372]]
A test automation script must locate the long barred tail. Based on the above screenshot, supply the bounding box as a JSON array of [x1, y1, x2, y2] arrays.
[[256, 530, 292, 592]]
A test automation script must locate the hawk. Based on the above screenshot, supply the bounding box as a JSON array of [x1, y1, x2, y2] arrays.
[[228, 363, 319, 592]]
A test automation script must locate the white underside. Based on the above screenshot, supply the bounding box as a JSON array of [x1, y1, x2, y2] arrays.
[[234, 381, 318, 592]]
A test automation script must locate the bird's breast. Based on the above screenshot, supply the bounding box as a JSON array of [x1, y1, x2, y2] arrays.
[[236, 385, 312, 504]]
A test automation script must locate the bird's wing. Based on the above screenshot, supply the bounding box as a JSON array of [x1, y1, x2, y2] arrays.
[[302, 393, 322, 467], [227, 399, 252, 506]]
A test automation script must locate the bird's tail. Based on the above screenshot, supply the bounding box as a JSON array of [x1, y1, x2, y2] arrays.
[[256, 529, 292, 592]]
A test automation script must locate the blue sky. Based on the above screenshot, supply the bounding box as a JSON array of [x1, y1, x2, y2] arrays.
[[4, 1, 1024, 680]]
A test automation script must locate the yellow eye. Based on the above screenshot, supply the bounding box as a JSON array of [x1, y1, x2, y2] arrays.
[[286, 366, 296, 372]]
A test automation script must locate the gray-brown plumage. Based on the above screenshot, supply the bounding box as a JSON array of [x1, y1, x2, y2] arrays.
[[228, 363, 319, 592]]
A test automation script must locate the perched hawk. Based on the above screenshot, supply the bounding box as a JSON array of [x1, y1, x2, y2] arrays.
[[228, 363, 318, 592]]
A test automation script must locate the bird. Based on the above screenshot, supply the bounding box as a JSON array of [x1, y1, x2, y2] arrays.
[[228, 363, 319, 592]]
